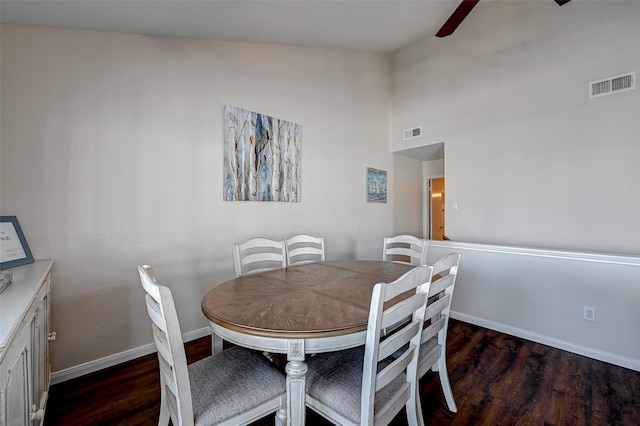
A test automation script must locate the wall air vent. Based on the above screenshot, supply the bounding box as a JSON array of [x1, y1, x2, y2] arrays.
[[589, 71, 635, 99], [403, 126, 422, 140]]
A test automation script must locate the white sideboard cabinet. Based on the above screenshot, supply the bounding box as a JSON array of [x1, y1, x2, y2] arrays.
[[0, 260, 54, 426]]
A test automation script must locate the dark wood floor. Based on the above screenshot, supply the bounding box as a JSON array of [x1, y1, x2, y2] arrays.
[[44, 319, 640, 425]]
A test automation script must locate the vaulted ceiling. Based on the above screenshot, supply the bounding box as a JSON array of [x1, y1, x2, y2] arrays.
[[0, 0, 576, 162], [1, 0, 481, 52]]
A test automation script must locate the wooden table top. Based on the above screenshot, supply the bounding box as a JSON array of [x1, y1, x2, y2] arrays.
[[201, 260, 414, 340]]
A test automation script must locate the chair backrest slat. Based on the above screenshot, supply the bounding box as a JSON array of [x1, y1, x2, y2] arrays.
[[145, 295, 168, 332], [158, 352, 179, 396], [374, 386, 411, 426], [381, 296, 426, 329], [425, 294, 450, 320], [376, 351, 413, 390], [378, 320, 421, 360], [378, 321, 422, 359], [383, 234, 428, 266], [151, 323, 174, 367], [425, 254, 461, 329], [429, 273, 455, 296], [167, 392, 179, 425], [421, 314, 446, 343], [285, 234, 325, 266], [234, 237, 286, 277]]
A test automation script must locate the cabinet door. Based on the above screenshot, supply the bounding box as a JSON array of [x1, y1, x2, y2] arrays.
[[2, 325, 31, 426], [0, 261, 53, 426], [31, 290, 49, 412]]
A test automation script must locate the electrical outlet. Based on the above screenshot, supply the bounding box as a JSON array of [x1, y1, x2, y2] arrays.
[[584, 306, 596, 321]]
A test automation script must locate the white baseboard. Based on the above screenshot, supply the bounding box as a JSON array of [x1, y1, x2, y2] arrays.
[[50, 327, 212, 385], [451, 311, 640, 372]]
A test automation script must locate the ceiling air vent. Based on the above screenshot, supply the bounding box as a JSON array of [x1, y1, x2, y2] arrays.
[[589, 71, 636, 99], [403, 126, 422, 141]]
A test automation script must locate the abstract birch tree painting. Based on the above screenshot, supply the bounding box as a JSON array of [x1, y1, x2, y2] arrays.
[[224, 105, 301, 202]]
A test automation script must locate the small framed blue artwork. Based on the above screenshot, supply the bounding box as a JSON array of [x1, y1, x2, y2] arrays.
[[0, 216, 35, 269], [366, 167, 387, 203]]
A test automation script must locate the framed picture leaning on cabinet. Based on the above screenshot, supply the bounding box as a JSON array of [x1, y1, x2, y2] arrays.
[[0, 216, 34, 269]]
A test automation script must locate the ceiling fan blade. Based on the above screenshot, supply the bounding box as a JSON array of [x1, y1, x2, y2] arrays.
[[554, 0, 572, 5], [436, 0, 480, 38]]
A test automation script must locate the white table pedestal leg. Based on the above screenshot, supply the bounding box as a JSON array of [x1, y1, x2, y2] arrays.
[[211, 332, 224, 355], [285, 339, 307, 426], [285, 359, 307, 426]]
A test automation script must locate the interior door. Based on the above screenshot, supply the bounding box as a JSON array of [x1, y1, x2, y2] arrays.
[[429, 178, 446, 240]]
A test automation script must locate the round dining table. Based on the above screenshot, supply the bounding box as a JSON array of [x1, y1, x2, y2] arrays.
[[201, 260, 415, 426]]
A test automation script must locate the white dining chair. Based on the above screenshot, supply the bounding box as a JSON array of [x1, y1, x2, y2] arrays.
[[305, 265, 434, 426], [416, 253, 461, 418], [233, 237, 287, 277], [383, 234, 428, 266], [137, 265, 287, 426], [285, 234, 325, 266]]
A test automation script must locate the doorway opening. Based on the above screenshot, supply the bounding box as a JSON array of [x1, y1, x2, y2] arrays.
[[426, 177, 446, 240], [395, 142, 445, 240]]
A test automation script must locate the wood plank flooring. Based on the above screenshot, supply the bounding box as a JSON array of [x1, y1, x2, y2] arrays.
[[43, 320, 640, 425]]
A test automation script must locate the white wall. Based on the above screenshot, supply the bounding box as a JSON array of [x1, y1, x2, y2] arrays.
[[391, 153, 423, 236], [0, 25, 410, 372], [392, 1, 640, 370], [423, 159, 444, 178], [392, 0, 640, 255]]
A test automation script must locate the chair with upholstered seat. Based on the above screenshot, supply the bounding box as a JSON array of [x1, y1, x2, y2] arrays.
[[137, 265, 287, 426], [383, 234, 428, 266], [305, 265, 434, 426], [285, 234, 325, 266], [416, 253, 461, 419], [233, 237, 287, 277]]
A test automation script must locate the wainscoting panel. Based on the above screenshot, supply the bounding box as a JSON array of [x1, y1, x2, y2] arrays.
[[427, 240, 640, 371]]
